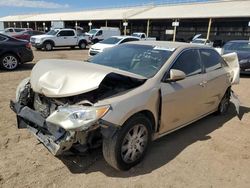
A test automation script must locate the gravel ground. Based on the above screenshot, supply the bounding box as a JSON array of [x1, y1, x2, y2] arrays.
[[0, 47, 250, 188]]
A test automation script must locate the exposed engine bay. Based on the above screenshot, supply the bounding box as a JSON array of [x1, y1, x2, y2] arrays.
[[10, 72, 145, 155]]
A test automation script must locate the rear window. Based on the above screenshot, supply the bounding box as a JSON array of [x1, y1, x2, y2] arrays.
[[200, 49, 223, 72]]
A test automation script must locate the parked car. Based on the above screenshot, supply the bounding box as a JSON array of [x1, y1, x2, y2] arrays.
[[0, 28, 31, 36], [13, 30, 44, 41], [30, 28, 91, 51], [86, 27, 120, 44], [222, 40, 250, 73], [132, 32, 156, 41], [190, 34, 213, 47], [89, 36, 140, 56], [10, 41, 239, 170], [0, 34, 33, 70]]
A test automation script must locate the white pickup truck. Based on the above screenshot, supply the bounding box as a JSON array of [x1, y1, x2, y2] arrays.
[[30, 28, 91, 51], [132, 32, 156, 41]]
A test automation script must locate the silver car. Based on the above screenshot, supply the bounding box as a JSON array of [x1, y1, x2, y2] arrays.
[[10, 41, 239, 170]]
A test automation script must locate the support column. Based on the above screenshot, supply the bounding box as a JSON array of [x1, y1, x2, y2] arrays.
[[20, 22, 22, 28], [206, 18, 212, 41], [8, 22, 10, 27], [173, 19, 177, 42], [35, 22, 37, 30], [105, 20, 108, 27], [146, 19, 150, 37]]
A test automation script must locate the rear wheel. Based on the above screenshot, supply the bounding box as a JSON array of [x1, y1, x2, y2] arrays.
[[103, 114, 152, 171], [217, 89, 231, 115], [0, 54, 19, 70], [43, 41, 53, 51]]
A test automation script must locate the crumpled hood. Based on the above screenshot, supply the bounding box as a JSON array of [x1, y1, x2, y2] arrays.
[[30, 59, 145, 98]]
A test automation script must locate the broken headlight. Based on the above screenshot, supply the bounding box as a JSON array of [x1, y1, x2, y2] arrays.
[[15, 77, 31, 104], [46, 105, 110, 131]]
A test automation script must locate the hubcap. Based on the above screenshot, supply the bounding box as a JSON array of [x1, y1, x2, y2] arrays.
[[81, 43, 85, 48], [46, 43, 52, 50], [2, 55, 18, 69], [121, 124, 148, 163], [220, 97, 229, 113]]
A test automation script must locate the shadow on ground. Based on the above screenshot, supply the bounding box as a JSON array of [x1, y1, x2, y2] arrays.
[[59, 105, 250, 177]]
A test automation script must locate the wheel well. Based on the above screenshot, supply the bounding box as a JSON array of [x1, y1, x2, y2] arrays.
[[129, 110, 156, 132], [43, 40, 55, 46], [1, 52, 20, 62], [79, 40, 87, 45]]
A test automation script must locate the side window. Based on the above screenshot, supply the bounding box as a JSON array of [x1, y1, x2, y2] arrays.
[[200, 49, 223, 72], [6, 29, 14, 32], [120, 38, 139, 44], [67, 30, 75, 36], [58, 30, 74, 37], [0, 35, 6, 41], [96, 30, 103, 36], [171, 49, 202, 77]]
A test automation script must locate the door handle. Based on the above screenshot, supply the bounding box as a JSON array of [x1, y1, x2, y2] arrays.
[[199, 81, 207, 87]]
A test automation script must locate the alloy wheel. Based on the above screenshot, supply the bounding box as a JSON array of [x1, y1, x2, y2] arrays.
[[2, 55, 18, 70], [121, 124, 148, 163]]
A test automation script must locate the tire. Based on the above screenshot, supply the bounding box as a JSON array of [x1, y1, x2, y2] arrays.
[[217, 88, 231, 115], [78, 41, 87, 49], [0, 53, 19, 70], [103, 114, 152, 171], [43, 41, 53, 51]]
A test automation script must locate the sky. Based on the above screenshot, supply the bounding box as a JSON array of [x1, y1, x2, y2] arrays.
[[0, 0, 210, 17]]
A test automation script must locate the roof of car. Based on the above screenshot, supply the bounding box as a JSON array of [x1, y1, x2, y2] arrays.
[[111, 35, 140, 39], [226, 40, 250, 43], [128, 40, 211, 49]]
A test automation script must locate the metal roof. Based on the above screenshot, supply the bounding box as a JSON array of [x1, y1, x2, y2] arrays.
[[0, 0, 250, 22]]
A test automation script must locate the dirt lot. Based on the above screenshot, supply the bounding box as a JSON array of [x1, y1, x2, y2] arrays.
[[0, 47, 250, 188]]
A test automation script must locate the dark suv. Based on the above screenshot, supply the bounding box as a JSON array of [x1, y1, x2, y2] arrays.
[[0, 34, 33, 70], [222, 40, 250, 73]]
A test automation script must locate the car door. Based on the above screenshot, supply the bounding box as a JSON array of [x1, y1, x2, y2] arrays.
[[65, 30, 77, 45], [56, 30, 77, 46], [159, 49, 207, 134], [199, 49, 230, 113]]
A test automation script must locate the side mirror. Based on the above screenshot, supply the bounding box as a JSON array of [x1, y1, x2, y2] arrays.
[[57, 34, 61, 37], [169, 69, 186, 82]]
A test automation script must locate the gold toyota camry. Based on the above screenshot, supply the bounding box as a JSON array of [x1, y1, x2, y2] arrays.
[[10, 41, 239, 170]]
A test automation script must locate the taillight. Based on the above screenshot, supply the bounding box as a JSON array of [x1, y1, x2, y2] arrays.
[[26, 42, 31, 49]]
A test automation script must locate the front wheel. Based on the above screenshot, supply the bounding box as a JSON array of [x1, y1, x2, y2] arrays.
[[103, 114, 152, 171], [78, 41, 87, 49], [43, 41, 53, 51]]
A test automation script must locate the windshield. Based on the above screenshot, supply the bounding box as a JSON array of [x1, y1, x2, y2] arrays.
[[99, 37, 121, 44], [132, 33, 140, 37], [88, 29, 98, 35], [223, 42, 250, 52], [46, 30, 58, 35], [192, 39, 205, 44], [89, 44, 174, 78]]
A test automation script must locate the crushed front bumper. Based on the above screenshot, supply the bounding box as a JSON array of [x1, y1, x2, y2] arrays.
[[10, 100, 75, 155]]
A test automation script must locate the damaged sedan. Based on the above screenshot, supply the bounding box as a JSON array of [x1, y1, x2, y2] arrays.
[[10, 41, 240, 170]]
